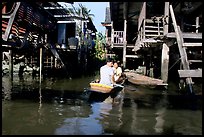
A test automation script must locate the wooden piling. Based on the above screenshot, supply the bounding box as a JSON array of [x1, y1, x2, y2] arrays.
[[161, 43, 169, 83], [39, 47, 42, 83], [9, 50, 13, 80], [123, 19, 127, 68]]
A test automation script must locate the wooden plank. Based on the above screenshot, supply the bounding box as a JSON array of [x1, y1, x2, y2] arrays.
[[161, 43, 169, 83], [183, 43, 202, 47], [145, 34, 159, 37], [9, 50, 13, 79], [167, 32, 202, 39], [127, 45, 135, 48], [125, 55, 139, 58], [163, 2, 170, 35], [188, 60, 202, 63], [178, 69, 202, 78], [123, 19, 127, 68], [169, 5, 193, 85], [3, 2, 21, 41], [143, 39, 162, 43], [138, 2, 146, 31], [39, 48, 43, 82], [145, 30, 163, 33], [2, 15, 11, 18], [145, 26, 162, 29]]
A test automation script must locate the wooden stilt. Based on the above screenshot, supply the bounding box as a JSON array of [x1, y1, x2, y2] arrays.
[[161, 43, 169, 83], [9, 50, 13, 80], [39, 48, 43, 83], [123, 19, 127, 68]]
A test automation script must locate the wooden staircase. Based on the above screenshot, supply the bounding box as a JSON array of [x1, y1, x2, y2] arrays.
[[169, 5, 202, 93], [2, 2, 21, 41], [133, 16, 164, 52]]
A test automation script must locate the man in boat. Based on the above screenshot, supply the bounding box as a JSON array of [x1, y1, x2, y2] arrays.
[[113, 61, 126, 84], [99, 58, 115, 86]]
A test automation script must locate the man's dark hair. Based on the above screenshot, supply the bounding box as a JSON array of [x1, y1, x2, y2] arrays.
[[106, 58, 113, 63]]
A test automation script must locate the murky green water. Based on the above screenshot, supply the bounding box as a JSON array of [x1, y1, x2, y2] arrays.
[[2, 74, 202, 135]]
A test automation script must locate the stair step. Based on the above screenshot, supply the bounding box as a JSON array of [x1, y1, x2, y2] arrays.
[[143, 39, 162, 43], [127, 45, 135, 48], [183, 43, 202, 47], [126, 55, 139, 58], [145, 30, 163, 33], [188, 60, 202, 63], [178, 69, 202, 78], [145, 34, 160, 37], [145, 26, 163, 29], [167, 32, 202, 39], [2, 15, 11, 19]]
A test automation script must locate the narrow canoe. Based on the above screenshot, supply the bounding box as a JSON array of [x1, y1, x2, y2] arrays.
[[89, 83, 114, 93], [124, 71, 168, 88], [89, 83, 124, 93], [83, 83, 124, 103]]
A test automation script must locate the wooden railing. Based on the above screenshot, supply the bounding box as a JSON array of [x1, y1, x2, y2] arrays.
[[113, 31, 124, 44], [138, 2, 146, 31]]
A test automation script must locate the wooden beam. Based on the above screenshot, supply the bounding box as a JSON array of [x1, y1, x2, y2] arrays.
[[163, 2, 169, 35], [123, 19, 127, 68], [169, 5, 193, 86], [39, 48, 43, 83], [3, 2, 21, 41], [161, 43, 169, 83], [183, 43, 202, 47], [167, 32, 202, 39], [123, 2, 128, 20], [9, 50, 13, 79], [188, 60, 202, 63], [126, 55, 139, 58], [178, 69, 202, 78]]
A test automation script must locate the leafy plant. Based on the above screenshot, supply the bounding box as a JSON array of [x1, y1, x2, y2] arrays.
[[94, 32, 106, 61]]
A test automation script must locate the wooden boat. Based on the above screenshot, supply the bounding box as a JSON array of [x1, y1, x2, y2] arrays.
[[124, 71, 168, 88], [83, 82, 124, 103], [89, 83, 114, 93]]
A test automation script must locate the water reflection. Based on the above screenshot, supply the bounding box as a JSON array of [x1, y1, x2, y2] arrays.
[[38, 82, 43, 124], [154, 108, 166, 133], [2, 76, 12, 101], [154, 92, 168, 134], [54, 104, 100, 135], [54, 96, 115, 135], [2, 75, 202, 135]]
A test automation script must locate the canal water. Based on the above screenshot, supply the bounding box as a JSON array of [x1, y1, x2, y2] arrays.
[[2, 73, 202, 135]]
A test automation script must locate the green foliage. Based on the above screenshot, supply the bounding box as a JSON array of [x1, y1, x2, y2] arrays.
[[93, 32, 106, 61], [78, 3, 95, 20], [67, 3, 95, 21]]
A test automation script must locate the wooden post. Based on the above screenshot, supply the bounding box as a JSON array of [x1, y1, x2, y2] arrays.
[[39, 48, 43, 83], [163, 2, 169, 35], [161, 43, 169, 83], [111, 21, 114, 48], [161, 2, 170, 83], [169, 5, 193, 93], [196, 17, 199, 33], [123, 19, 127, 68], [9, 50, 13, 80], [51, 56, 53, 68], [122, 3, 128, 68]]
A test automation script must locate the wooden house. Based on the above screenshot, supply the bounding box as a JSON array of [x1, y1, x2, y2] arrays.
[[2, 2, 97, 78], [102, 2, 202, 92]]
